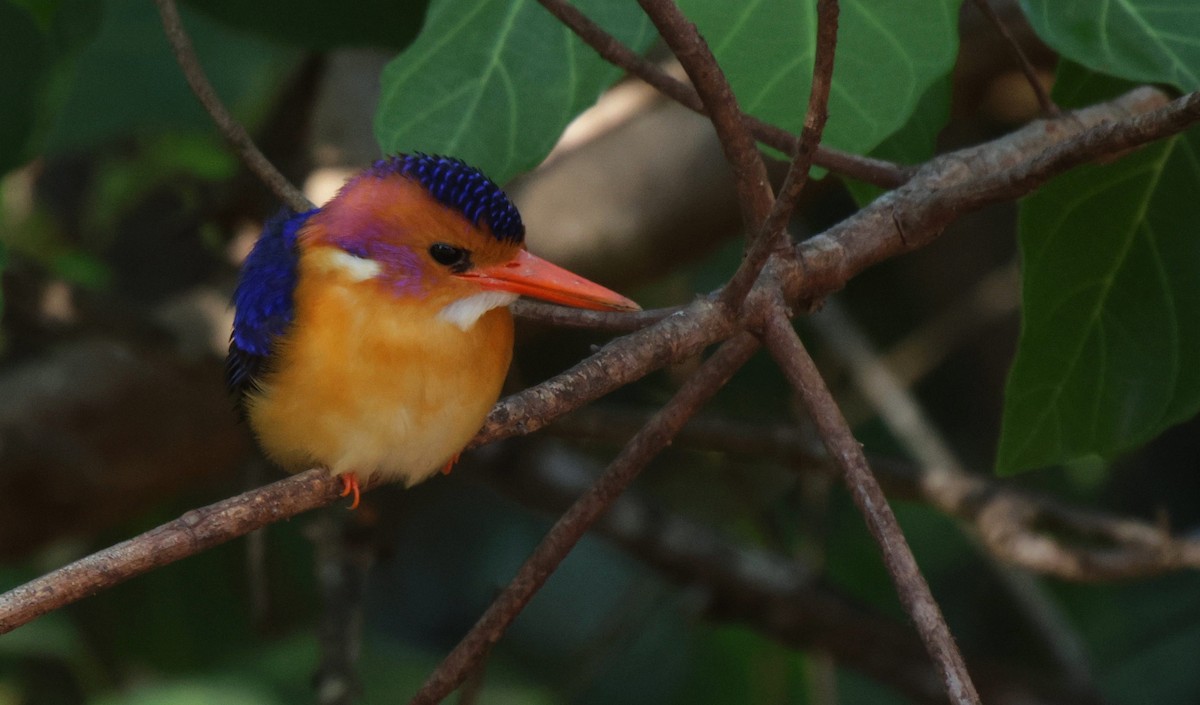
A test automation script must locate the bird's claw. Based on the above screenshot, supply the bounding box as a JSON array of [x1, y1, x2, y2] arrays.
[[338, 473, 361, 510]]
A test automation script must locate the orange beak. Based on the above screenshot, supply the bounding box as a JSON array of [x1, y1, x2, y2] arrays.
[[457, 249, 640, 312]]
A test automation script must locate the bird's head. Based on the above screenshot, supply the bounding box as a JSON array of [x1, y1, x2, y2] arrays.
[[299, 154, 639, 328]]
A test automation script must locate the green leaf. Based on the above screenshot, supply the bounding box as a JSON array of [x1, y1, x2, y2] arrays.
[[677, 0, 961, 158], [374, 0, 654, 184], [997, 64, 1200, 474], [43, 0, 298, 155], [1020, 0, 1200, 91], [843, 74, 951, 204], [183, 0, 428, 50]]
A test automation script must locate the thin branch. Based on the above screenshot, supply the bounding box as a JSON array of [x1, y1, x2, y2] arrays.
[[761, 298, 981, 705], [637, 0, 774, 234], [0, 469, 344, 634], [812, 298, 962, 478], [810, 298, 1092, 681], [535, 0, 908, 188], [971, 0, 1059, 116], [556, 408, 1200, 581], [154, 0, 312, 212], [454, 649, 492, 705], [721, 0, 839, 307], [408, 333, 760, 705], [501, 446, 1108, 705]]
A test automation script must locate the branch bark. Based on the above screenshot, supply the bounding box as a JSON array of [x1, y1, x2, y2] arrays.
[[784, 87, 1183, 303], [0, 468, 342, 633]]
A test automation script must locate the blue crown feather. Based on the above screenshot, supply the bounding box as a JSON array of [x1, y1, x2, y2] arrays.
[[369, 153, 525, 243]]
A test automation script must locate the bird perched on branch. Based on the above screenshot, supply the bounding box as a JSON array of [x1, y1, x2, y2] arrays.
[[227, 154, 639, 507]]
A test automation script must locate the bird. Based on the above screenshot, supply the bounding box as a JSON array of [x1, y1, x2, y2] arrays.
[[227, 154, 639, 508]]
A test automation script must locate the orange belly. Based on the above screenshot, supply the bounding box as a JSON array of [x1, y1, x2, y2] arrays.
[[245, 265, 514, 486]]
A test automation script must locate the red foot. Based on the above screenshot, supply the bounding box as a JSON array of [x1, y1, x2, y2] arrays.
[[441, 453, 461, 475], [338, 473, 361, 510]]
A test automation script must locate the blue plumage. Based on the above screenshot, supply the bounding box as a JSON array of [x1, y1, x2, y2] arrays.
[[368, 154, 525, 243], [227, 208, 315, 401]]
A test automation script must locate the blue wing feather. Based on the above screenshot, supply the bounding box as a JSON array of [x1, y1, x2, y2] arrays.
[[226, 208, 316, 404]]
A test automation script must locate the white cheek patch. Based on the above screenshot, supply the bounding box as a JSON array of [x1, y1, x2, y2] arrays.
[[324, 250, 383, 281], [438, 291, 518, 331]]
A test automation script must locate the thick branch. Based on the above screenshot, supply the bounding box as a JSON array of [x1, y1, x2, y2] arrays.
[[0, 468, 342, 633], [784, 87, 1186, 302], [310, 514, 373, 705]]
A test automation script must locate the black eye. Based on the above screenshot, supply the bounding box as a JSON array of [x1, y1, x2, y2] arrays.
[[429, 243, 469, 270]]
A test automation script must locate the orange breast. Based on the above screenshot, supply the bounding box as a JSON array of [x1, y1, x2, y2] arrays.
[[245, 251, 514, 486]]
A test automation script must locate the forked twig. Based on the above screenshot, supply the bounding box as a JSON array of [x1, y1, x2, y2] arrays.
[[637, 0, 774, 232], [721, 0, 840, 307], [535, 0, 909, 189]]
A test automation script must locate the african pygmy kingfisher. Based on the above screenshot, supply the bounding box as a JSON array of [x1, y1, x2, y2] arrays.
[[227, 154, 639, 507]]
